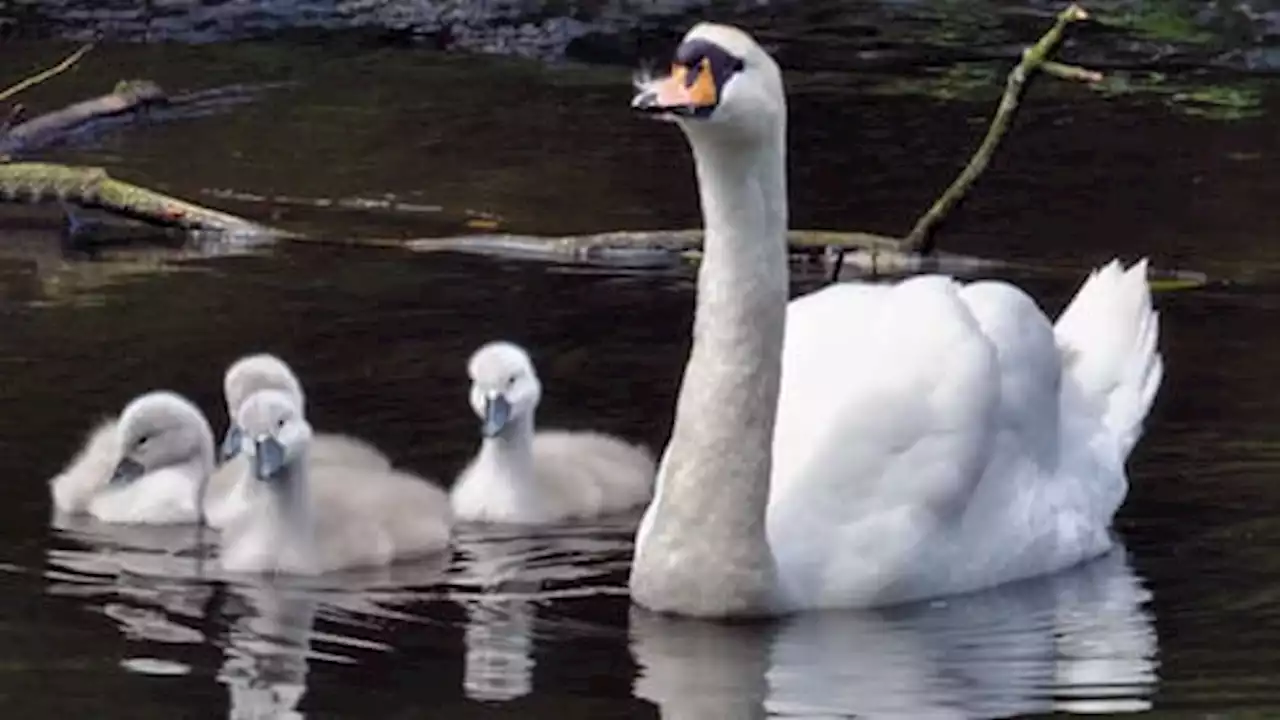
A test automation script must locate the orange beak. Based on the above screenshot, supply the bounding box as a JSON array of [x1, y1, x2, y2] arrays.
[[633, 57, 719, 116]]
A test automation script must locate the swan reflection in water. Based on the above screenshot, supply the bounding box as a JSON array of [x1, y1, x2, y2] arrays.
[[42, 514, 1155, 717], [631, 546, 1158, 720]]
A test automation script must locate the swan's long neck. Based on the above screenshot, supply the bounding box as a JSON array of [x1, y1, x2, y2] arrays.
[[631, 123, 788, 617]]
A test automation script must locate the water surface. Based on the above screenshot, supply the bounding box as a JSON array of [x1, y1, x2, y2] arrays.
[[1, 4, 1279, 717]]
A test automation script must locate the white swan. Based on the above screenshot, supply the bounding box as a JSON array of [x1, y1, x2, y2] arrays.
[[217, 389, 453, 575], [628, 23, 1164, 617], [451, 341, 656, 523], [49, 391, 228, 524], [206, 353, 393, 529]]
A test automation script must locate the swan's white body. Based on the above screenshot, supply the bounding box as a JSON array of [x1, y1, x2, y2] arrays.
[[629, 23, 1163, 617], [218, 389, 452, 575], [49, 393, 238, 525], [451, 341, 655, 524], [763, 266, 1160, 608], [206, 353, 393, 530]]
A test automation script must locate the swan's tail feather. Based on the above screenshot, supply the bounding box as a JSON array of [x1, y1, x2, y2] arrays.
[[1054, 258, 1164, 459]]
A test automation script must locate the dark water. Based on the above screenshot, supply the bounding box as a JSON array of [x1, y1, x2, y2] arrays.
[[2, 2, 1280, 717]]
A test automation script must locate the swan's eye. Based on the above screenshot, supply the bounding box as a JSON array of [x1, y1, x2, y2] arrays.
[[672, 40, 745, 89], [135, 434, 150, 449], [684, 57, 709, 87], [506, 374, 518, 388], [276, 417, 287, 431]]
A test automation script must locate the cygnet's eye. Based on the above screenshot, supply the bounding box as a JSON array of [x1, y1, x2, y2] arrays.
[[506, 374, 518, 388], [276, 417, 288, 431]]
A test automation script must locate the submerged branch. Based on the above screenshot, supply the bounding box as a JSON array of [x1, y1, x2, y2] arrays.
[[402, 228, 999, 277], [900, 3, 1097, 255]]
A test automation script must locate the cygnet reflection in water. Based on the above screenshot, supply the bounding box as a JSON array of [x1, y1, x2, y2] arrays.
[[219, 583, 317, 720], [630, 548, 1157, 719], [46, 512, 214, 648], [46, 514, 452, 716], [449, 517, 639, 702]]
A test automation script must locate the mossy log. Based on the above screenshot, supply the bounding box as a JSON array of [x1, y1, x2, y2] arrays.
[[0, 162, 292, 239]]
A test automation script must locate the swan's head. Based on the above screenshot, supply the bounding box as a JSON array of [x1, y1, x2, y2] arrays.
[[234, 389, 313, 483], [632, 22, 784, 140], [466, 341, 542, 438], [221, 353, 306, 464], [110, 391, 215, 487]]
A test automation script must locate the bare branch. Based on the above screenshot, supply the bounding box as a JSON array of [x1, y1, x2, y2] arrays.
[[0, 44, 94, 104]]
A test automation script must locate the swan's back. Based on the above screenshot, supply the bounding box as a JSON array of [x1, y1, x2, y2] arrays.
[[766, 277, 1005, 607], [532, 430, 656, 519], [928, 281, 1117, 595], [766, 270, 1149, 608], [770, 277, 999, 525], [49, 418, 120, 514], [957, 281, 1063, 463]]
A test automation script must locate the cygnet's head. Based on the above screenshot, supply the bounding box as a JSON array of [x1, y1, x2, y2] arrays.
[[466, 341, 542, 438], [221, 353, 306, 464], [110, 391, 215, 486], [631, 22, 784, 141], [234, 389, 313, 483]]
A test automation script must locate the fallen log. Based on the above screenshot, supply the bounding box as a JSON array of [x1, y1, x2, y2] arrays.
[[0, 162, 291, 239]]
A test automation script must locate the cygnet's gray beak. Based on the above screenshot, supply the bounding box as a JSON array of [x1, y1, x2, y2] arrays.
[[219, 424, 244, 463], [481, 393, 512, 438], [108, 456, 145, 485], [252, 436, 288, 482]]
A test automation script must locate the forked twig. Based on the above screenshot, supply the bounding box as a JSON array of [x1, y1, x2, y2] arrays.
[[899, 4, 1097, 256]]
